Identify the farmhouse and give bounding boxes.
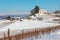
[39,9,47,15]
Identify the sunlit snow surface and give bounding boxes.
[23,30,60,40]
[0,20,60,39]
[0,21,60,31]
[23,34,60,40]
[23,29,60,40]
[36,34,60,40]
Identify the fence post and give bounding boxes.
[8,29,10,40]
[3,32,5,40]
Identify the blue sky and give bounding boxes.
[0,0,60,15]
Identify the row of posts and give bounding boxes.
[3,26,60,40]
[4,29,10,40]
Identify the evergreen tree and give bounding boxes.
[5,16,11,20]
[30,5,40,16]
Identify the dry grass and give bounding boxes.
[0,25,60,40]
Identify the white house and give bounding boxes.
[39,9,47,15]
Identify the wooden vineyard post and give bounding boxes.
[21,30,24,40]
[8,29,10,40]
[3,32,6,40]
[39,29,41,38]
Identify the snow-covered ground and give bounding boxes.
[0,20,14,28]
[36,34,60,40]
[0,20,60,38]
[30,14,60,23]
[23,34,60,40]
[23,29,60,40]
[0,15,60,39]
[0,20,12,23]
[0,21,60,32]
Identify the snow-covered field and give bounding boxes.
[0,16,60,40]
[23,29,60,40]
[23,34,60,40]
[0,20,14,28]
[0,20,60,31]
[0,20,60,38]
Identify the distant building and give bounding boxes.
[39,9,47,15]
